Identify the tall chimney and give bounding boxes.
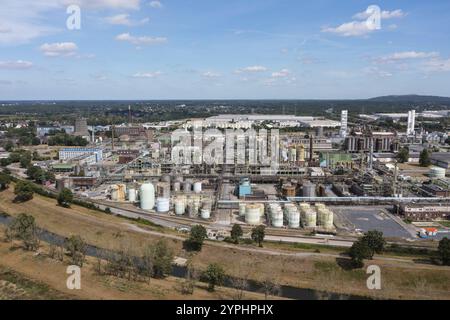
[309,135,314,163]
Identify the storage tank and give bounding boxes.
[127,187,137,202]
[173,181,181,192]
[238,203,246,217]
[183,181,192,193]
[245,204,261,225]
[140,182,155,210]
[302,182,316,197]
[200,208,211,219]
[156,197,170,213]
[429,167,446,179]
[117,184,126,201]
[318,207,334,229]
[110,185,119,201]
[271,209,284,228]
[302,206,317,228]
[193,181,202,193]
[174,198,185,215]
[287,209,300,228]
[162,175,171,183]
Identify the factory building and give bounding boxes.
[319,152,352,168]
[74,118,89,137]
[400,204,450,221]
[345,131,398,153]
[59,147,103,163]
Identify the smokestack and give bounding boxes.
[111,125,115,151]
[309,135,313,163]
[128,105,132,125]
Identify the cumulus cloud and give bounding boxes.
[0,1,142,45]
[104,14,149,26]
[39,42,78,57]
[0,60,33,69]
[132,71,162,78]
[323,7,405,37]
[149,1,163,8]
[234,65,267,74]
[116,33,167,45]
[363,66,393,78]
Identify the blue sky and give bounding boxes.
[0,0,450,100]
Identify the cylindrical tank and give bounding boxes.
[245,204,261,225]
[239,203,246,216]
[157,182,171,198]
[173,181,181,192]
[140,182,155,210]
[271,210,284,228]
[127,187,136,202]
[174,198,185,215]
[287,209,300,228]
[302,182,316,197]
[111,185,119,201]
[193,181,202,193]
[117,184,126,201]
[183,181,192,193]
[318,207,334,229]
[156,197,170,213]
[302,208,317,228]
[200,208,211,219]
[429,167,446,179]
[162,175,171,183]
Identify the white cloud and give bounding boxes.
[353,9,406,20]
[271,68,291,78]
[104,14,149,26]
[322,21,373,37]
[0,1,142,45]
[116,33,167,45]
[149,1,162,8]
[0,60,33,69]
[324,7,406,37]
[376,51,439,63]
[39,42,78,57]
[132,71,162,78]
[202,71,221,78]
[235,65,267,74]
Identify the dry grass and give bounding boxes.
[1,187,450,300]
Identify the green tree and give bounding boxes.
[230,224,243,244]
[419,149,431,167]
[186,225,207,251]
[0,172,11,190]
[438,237,450,266]
[58,188,74,208]
[361,230,386,259]
[14,180,35,202]
[396,147,409,163]
[4,141,14,152]
[348,239,371,268]
[150,240,174,278]
[5,213,40,251]
[204,263,225,292]
[251,225,266,247]
[65,235,86,267]
[19,153,32,168]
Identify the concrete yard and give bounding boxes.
[331,206,413,239]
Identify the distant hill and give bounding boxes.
[368,95,450,103]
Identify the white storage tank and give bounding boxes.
[173,182,181,192]
[110,185,119,201]
[429,166,446,179]
[318,208,334,229]
[174,198,185,215]
[140,182,155,210]
[183,181,192,193]
[239,203,246,217]
[303,208,317,228]
[127,187,137,203]
[271,210,284,228]
[200,208,211,219]
[193,181,202,193]
[156,197,170,213]
[245,204,261,225]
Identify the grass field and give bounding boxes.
[1,185,450,300]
